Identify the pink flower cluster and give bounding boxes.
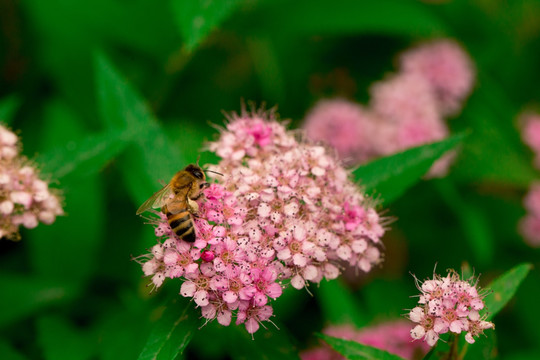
[300,321,430,360]
[409,269,494,346]
[519,182,540,247]
[519,113,540,247]
[303,99,376,163]
[399,39,475,116]
[303,39,474,177]
[0,124,63,241]
[520,112,540,168]
[139,108,386,334]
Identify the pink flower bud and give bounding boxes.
[201,250,215,262]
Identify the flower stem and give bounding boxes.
[444,334,461,360]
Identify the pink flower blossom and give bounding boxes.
[369,72,452,178]
[300,321,430,360]
[518,113,540,247]
[520,112,540,168]
[370,72,448,151]
[519,214,540,248]
[300,347,343,360]
[399,39,475,116]
[409,268,493,346]
[137,107,387,334]
[302,99,377,164]
[0,124,19,161]
[519,183,540,247]
[0,124,63,241]
[370,73,442,139]
[464,310,495,344]
[249,267,283,306]
[208,107,294,161]
[524,183,540,214]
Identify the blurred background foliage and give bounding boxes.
[1,0,540,359]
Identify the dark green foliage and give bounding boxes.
[1,0,540,359]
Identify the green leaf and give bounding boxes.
[37,128,134,181]
[0,95,20,125]
[0,275,78,328]
[255,0,448,38]
[27,100,105,284]
[483,263,532,321]
[0,339,27,360]
[462,330,497,360]
[421,346,436,360]
[37,315,95,360]
[420,334,451,360]
[95,53,186,205]
[226,321,300,360]
[23,0,178,120]
[95,52,155,131]
[353,133,466,204]
[316,280,366,328]
[138,298,199,360]
[318,334,406,360]
[171,0,241,52]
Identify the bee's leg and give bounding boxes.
[192,192,204,200]
[187,198,200,216]
[191,185,208,200]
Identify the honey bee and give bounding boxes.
[136,164,210,243]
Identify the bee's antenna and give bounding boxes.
[196,155,201,167]
[205,169,224,176]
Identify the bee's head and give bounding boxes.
[185,164,205,180]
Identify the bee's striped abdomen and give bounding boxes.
[166,209,196,243]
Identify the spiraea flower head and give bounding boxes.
[369,72,452,178]
[0,123,64,241]
[408,268,494,346]
[137,106,387,334]
[302,99,377,164]
[370,72,442,140]
[300,321,430,360]
[399,39,475,116]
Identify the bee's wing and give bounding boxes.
[136,184,174,215]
